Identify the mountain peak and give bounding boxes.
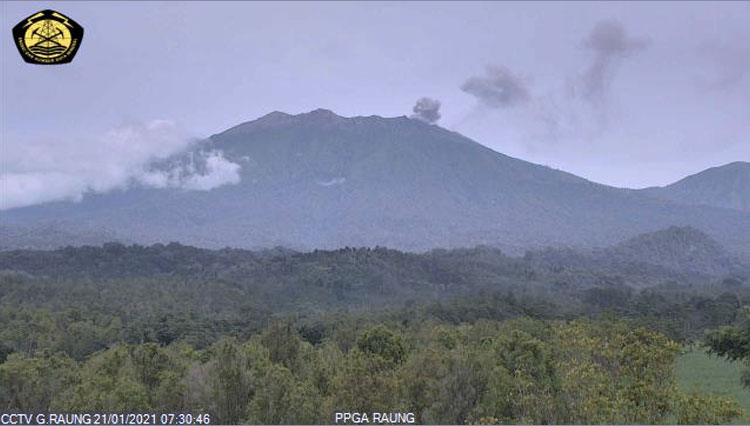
[262,111,292,120]
[301,108,342,118]
[216,108,351,136]
[295,108,349,125]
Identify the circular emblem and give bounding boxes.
[12,10,84,65]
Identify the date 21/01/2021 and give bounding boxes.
[0,413,211,425]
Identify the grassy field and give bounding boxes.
[676,347,750,425]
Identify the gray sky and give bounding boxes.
[1,1,749,208]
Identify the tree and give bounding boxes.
[675,392,742,425]
[0,352,78,412]
[423,347,489,424]
[202,338,268,424]
[705,307,750,363]
[484,328,560,423]
[355,325,406,366]
[260,320,302,371]
[705,306,750,387]
[326,350,403,419]
[53,346,150,412]
[246,364,322,424]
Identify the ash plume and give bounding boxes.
[410,97,442,123]
[461,65,530,108]
[580,20,649,101]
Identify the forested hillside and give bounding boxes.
[0,242,746,358]
[0,241,747,423]
[527,226,748,278]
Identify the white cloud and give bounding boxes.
[138,150,241,191]
[0,121,242,210]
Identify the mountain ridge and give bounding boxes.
[2,109,749,255]
[640,161,750,212]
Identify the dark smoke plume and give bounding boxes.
[461,65,530,108]
[581,20,648,101]
[411,97,442,123]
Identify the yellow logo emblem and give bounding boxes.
[12,9,84,65]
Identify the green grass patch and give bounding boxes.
[677,347,750,425]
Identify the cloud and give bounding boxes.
[410,97,442,123]
[0,121,242,210]
[461,65,531,108]
[579,20,649,101]
[139,150,241,191]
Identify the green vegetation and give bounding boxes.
[677,348,750,425]
[705,307,750,365]
[0,243,748,424]
[0,318,743,424]
[695,305,750,425]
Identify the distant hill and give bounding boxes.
[2,109,749,254]
[641,162,750,212]
[611,226,735,274]
[527,226,746,278]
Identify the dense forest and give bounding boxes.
[0,243,748,424]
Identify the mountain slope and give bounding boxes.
[641,162,750,212]
[2,109,749,254]
[0,222,125,251]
